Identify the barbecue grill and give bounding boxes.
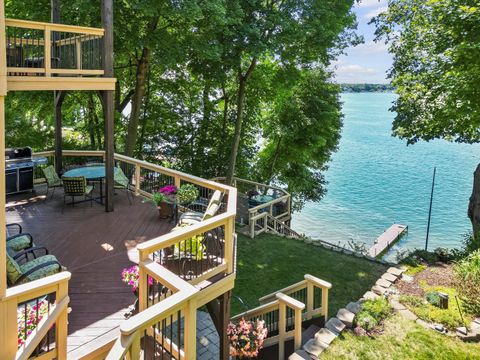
[5,147,47,195]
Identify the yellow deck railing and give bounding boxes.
[28,150,237,360]
[5,19,104,77]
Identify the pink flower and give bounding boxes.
[227,318,268,358]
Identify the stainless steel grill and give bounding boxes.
[5,147,34,195]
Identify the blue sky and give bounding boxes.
[333,0,392,84]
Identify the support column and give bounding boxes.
[218,291,232,360]
[102,0,114,212]
[52,0,64,174]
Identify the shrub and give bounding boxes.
[176,184,199,204]
[397,248,460,267]
[454,250,480,316]
[355,297,392,333]
[399,295,424,308]
[426,291,440,307]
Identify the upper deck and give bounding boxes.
[2,18,115,91]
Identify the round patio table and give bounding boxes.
[63,166,119,205]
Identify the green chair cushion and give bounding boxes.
[43,165,63,187]
[18,255,62,284]
[6,253,22,285]
[85,185,94,195]
[7,235,32,252]
[114,167,129,188]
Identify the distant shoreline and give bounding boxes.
[340,83,395,93]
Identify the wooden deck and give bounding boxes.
[367,224,408,258]
[6,185,173,356]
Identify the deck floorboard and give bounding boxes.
[6,185,172,355]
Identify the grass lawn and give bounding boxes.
[232,233,388,315]
[321,314,480,360]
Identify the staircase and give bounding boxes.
[230,274,332,360]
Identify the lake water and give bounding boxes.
[291,92,480,259]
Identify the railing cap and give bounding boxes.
[304,274,332,289]
[276,292,305,310]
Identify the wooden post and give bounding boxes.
[56,280,69,359]
[52,0,64,175]
[102,0,114,212]
[306,281,314,320]
[294,307,302,351]
[278,301,286,360]
[137,250,148,312]
[225,217,235,274]
[322,288,329,320]
[134,163,141,195]
[184,299,197,360]
[0,0,7,299]
[218,291,231,360]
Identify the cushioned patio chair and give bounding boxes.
[62,176,94,210]
[179,190,223,225]
[114,167,132,205]
[42,165,63,200]
[6,252,63,287]
[6,223,37,255]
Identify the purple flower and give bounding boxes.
[159,185,177,196]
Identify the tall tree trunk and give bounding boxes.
[226,59,257,185]
[192,81,212,175]
[87,94,96,148]
[125,48,150,157]
[124,17,159,157]
[468,164,480,242]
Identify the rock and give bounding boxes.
[289,350,313,360]
[314,328,338,346]
[387,267,404,276]
[456,326,468,335]
[402,274,414,282]
[435,324,445,333]
[390,298,406,311]
[337,308,355,328]
[371,285,387,295]
[325,317,346,334]
[346,301,362,314]
[303,338,327,357]
[382,272,398,283]
[362,291,380,301]
[376,278,392,288]
[471,320,480,335]
[398,309,417,321]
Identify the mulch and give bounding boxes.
[396,263,456,297]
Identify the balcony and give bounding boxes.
[4,19,115,91]
[5,151,236,359]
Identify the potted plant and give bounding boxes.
[227,318,268,359]
[176,184,199,205]
[121,265,154,316]
[149,191,169,218]
[158,185,177,218]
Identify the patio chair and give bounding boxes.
[179,190,223,225]
[6,251,63,287]
[62,176,94,210]
[6,223,37,254]
[114,167,132,205]
[42,165,63,200]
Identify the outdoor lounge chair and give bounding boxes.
[6,251,63,287]
[178,190,223,226]
[114,166,132,205]
[6,223,36,254]
[42,165,63,199]
[62,176,94,209]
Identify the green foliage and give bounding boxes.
[426,291,441,307]
[374,0,480,145]
[396,247,460,267]
[150,192,168,206]
[341,83,394,93]
[454,250,480,315]
[400,287,468,329]
[356,313,378,332]
[176,184,199,204]
[355,297,392,333]
[254,69,343,210]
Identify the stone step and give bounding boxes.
[302,325,321,346]
[314,327,338,346]
[289,349,314,360]
[376,278,392,288]
[387,267,404,276]
[337,308,355,328]
[381,272,398,283]
[325,317,346,334]
[346,301,362,314]
[303,338,327,357]
[371,284,387,295]
[362,290,380,300]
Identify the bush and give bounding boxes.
[454,249,480,316]
[355,297,392,333]
[426,291,440,307]
[397,248,460,267]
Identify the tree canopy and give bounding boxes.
[5,0,361,209]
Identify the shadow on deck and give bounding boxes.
[6,185,173,356]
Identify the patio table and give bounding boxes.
[63,166,119,205]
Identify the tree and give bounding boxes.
[374,0,480,246]
[255,69,343,210]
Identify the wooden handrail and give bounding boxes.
[5,18,104,36]
[5,271,71,302]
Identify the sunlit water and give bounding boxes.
[291,92,480,259]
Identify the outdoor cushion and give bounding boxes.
[43,165,63,187]
[7,234,32,252]
[114,167,129,188]
[204,201,221,220]
[85,185,94,194]
[18,255,63,284]
[6,252,22,285]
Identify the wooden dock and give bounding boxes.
[368,224,408,258]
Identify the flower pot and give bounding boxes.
[158,202,173,218]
